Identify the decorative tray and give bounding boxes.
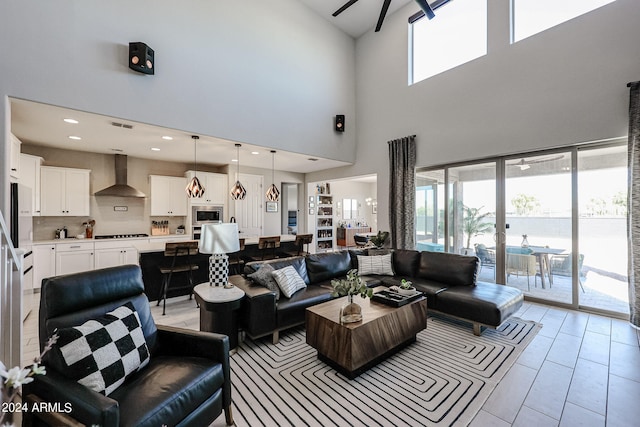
[371,289,423,307]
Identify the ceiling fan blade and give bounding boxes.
[415,0,435,19]
[332,0,360,17]
[409,0,453,24]
[375,0,393,32]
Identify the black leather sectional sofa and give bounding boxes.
[234,249,524,343]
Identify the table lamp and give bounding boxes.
[198,223,240,287]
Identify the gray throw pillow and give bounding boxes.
[248,263,281,300]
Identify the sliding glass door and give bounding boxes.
[577,145,629,314]
[415,142,629,316]
[447,163,497,283]
[504,152,572,304]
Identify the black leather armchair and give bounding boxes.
[24,265,233,427]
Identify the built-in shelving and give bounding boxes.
[315,191,334,252]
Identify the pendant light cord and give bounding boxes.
[192,135,199,173]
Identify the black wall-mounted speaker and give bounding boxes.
[129,42,154,75]
[335,114,345,132]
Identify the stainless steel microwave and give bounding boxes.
[192,205,223,226]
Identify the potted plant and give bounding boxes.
[389,279,417,295]
[331,269,373,323]
[462,205,493,256]
[369,230,389,249]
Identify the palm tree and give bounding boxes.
[463,205,494,251]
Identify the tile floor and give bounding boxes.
[477,267,630,315]
[22,294,640,427]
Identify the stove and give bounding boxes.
[94,233,149,239]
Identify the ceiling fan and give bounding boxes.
[332,0,453,33]
[508,155,565,171]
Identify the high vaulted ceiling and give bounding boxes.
[298,0,413,38]
[10,2,417,173]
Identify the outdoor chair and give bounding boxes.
[474,243,496,275]
[506,252,538,291]
[549,253,586,292]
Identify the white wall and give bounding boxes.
[225,165,305,236]
[309,0,640,234]
[0,0,356,177]
[329,180,377,231]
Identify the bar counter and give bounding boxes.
[137,235,297,301]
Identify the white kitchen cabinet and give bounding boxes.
[185,171,227,206]
[10,133,22,180]
[55,241,94,275]
[150,175,188,216]
[33,244,56,289]
[94,241,139,269]
[40,166,91,216]
[20,154,44,215]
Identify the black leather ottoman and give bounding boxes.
[434,281,524,335]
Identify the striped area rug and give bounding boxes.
[231,315,540,427]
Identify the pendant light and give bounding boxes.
[230,143,246,200]
[265,150,280,202]
[186,135,205,198]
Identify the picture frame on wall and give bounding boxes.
[372,204,377,214]
[266,202,278,212]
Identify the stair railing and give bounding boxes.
[0,210,22,368]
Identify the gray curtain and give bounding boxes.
[388,135,416,250]
[628,82,640,327]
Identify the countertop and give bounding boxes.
[136,234,297,253]
[33,234,189,245]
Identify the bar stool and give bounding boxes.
[278,233,313,258]
[249,236,281,261]
[228,238,246,275]
[157,241,199,315]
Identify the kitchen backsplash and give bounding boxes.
[31,188,189,240]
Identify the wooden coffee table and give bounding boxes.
[305,287,427,379]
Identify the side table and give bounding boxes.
[193,283,245,350]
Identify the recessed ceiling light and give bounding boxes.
[161,136,173,140]
[251,151,260,155]
[151,147,161,151]
[68,135,82,140]
[63,118,79,124]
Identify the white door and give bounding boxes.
[235,173,263,237]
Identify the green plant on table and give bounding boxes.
[369,230,389,248]
[399,279,414,290]
[331,269,373,299]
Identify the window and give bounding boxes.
[342,198,358,220]
[410,0,487,85]
[511,0,616,43]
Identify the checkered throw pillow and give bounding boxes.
[56,302,150,396]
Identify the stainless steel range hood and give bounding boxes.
[94,154,146,198]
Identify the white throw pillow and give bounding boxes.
[357,254,394,276]
[272,265,307,298]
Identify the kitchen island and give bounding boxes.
[136,234,298,302]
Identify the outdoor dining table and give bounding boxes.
[526,246,567,289]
